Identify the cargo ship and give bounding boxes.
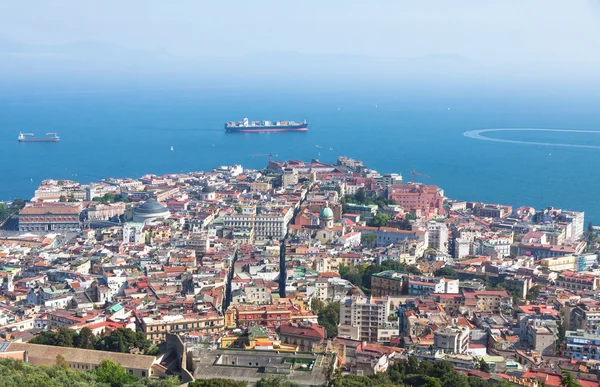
[225,117,308,133]
[18,132,60,142]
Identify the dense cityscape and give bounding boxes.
[0,156,598,386]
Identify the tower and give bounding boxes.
[3,274,14,293]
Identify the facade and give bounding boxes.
[539,255,577,272]
[6,342,158,378]
[360,227,427,248]
[408,275,459,295]
[565,330,600,360]
[18,203,82,231]
[86,202,126,220]
[434,326,470,354]
[279,323,326,352]
[427,221,449,252]
[138,312,225,344]
[339,295,391,343]
[387,183,445,218]
[223,207,293,239]
[556,271,600,291]
[371,271,405,297]
[282,168,299,188]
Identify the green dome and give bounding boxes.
[320,205,334,219]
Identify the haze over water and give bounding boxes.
[2,83,600,222]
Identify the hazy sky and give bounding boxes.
[1,1,600,81]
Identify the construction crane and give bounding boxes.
[410,169,430,183]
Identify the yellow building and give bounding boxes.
[539,255,576,272]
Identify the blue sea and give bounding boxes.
[1,82,600,222]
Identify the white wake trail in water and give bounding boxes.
[463,128,600,150]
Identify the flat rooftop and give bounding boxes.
[191,348,330,386]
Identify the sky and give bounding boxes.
[0,1,599,82]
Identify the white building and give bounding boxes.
[427,221,449,252]
[434,325,470,354]
[223,207,294,239]
[338,295,391,343]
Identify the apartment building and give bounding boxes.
[338,295,391,343]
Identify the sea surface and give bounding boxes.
[1,84,600,222]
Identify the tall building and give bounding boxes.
[338,295,391,343]
[430,221,448,252]
[434,325,470,354]
[282,168,299,188]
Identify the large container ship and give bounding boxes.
[225,117,308,133]
[18,132,60,142]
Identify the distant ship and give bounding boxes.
[18,132,60,142]
[225,117,308,133]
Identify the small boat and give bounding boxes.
[329,146,334,151]
[170,146,174,151]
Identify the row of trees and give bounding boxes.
[92,192,130,204]
[0,198,25,223]
[339,260,421,294]
[30,327,158,355]
[0,358,179,387]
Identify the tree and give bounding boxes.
[584,221,597,252]
[317,302,340,339]
[12,198,25,209]
[68,197,79,202]
[311,298,325,314]
[434,267,457,279]
[190,379,247,387]
[476,358,491,373]
[560,371,582,387]
[526,285,541,301]
[59,195,67,202]
[361,233,376,247]
[369,213,390,227]
[55,354,68,369]
[94,359,137,387]
[75,327,96,349]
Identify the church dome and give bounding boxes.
[320,204,334,219]
[132,199,170,223]
[135,199,167,214]
[203,185,216,193]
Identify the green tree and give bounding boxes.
[468,376,489,387]
[368,213,390,227]
[311,298,325,314]
[190,379,247,387]
[434,267,457,279]
[74,327,95,349]
[94,359,136,387]
[317,302,340,339]
[68,197,79,202]
[12,198,26,209]
[59,195,67,202]
[55,354,68,369]
[526,285,541,301]
[476,358,491,373]
[560,371,582,387]
[361,233,376,247]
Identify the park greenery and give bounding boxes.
[92,192,131,205]
[339,260,421,295]
[341,189,397,209]
[0,358,179,387]
[30,327,159,355]
[0,198,25,224]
